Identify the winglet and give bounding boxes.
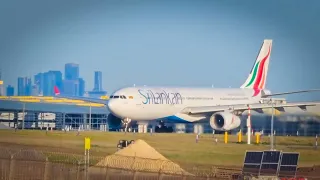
[241,39,273,90]
[54,86,60,96]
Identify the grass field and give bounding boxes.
[0,129,319,168]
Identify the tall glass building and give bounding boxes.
[42,71,62,96]
[65,63,79,80]
[17,77,32,96]
[93,71,102,91]
[6,85,14,96]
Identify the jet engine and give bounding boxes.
[209,112,241,131]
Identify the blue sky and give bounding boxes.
[0,0,319,101]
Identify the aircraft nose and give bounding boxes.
[107,100,115,114]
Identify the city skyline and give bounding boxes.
[2,62,106,96]
[0,0,319,101]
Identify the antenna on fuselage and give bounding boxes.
[133,84,136,87]
[212,84,214,88]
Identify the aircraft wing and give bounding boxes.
[262,89,320,98]
[181,101,320,115]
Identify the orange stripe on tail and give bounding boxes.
[259,69,266,89]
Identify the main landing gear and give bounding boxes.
[122,117,131,133]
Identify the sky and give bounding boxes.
[0,0,320,101]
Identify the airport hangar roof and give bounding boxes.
[0,96,109,114]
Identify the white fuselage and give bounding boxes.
[107,86,266,123]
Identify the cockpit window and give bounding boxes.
[110,95,127,99]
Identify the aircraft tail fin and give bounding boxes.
[241,39,273,90]
[54,86,60,96]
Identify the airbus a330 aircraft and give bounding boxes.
[55,39,320,131]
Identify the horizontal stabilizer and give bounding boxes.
[262,89,320,98]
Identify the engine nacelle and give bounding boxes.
[209,112,241,131]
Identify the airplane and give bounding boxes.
[55,39,320,132]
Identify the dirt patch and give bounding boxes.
[93,139,192,176]
[113,139,169,160]
[296,166,320,179]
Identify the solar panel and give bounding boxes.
[260,151,282,176]
[260,164,279,176]
[278,152,299,178]
[262,151,282,163]
[244,151,264,164]
[280,153,299,166]
[242,151,264,176]
[242,150,300,178]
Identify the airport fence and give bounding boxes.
[0,147,319,180]
[0,147,244,180]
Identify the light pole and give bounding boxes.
[247,104,251,145]
[89,103,92,131]
[270,98,275,150]
[22,103,25,130]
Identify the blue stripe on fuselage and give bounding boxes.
[159,115,190,123]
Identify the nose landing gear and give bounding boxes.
[122,118,132,133]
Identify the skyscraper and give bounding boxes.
[31,85,38,96]
[17,77,24,96]
[78,78,85,96]
[34,73,44,95]
[17,77,32,96]
[88,71,106,98]
[43,71,62,96]
[50,71,63,90]
[63,79,79,96]
[93,71,102,91]
[65,63,79,80]
[25,78,32,95]
[6,85,14,96]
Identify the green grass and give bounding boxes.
[0,129,319,169]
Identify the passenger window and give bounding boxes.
[113,96,119,99]
[123,96,127,99]
[110,95,114,98]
